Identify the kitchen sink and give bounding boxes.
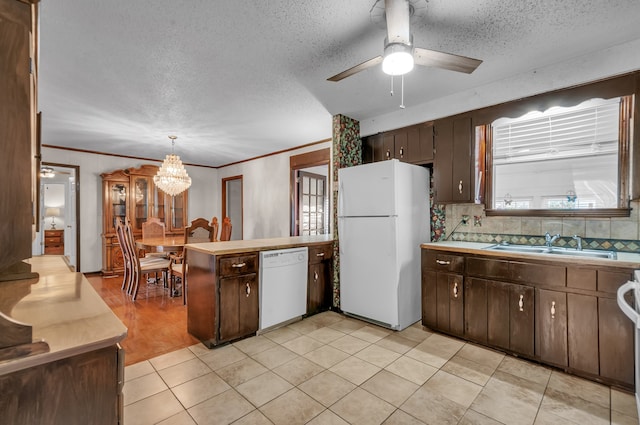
[485,243,617,260]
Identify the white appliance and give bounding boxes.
[617,271,640,418]
[259,247,308,330]
[338,159,430,330]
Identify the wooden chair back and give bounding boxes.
[184,218,216,243]
[220,217,232,241]
[211,217,220,242]
[115,219,132,292]
[142,218,165,239]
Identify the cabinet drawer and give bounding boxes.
[598,270,634,294]
[308,244,333,264]
[219,254,258,276]
[45,237,62,244]
[45,246,64,255]
[467,257,509,279]
[510,261,565,287]
[424,251,464,273]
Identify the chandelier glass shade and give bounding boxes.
[153,136,192,196]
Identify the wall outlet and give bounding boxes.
[461,215,469,225]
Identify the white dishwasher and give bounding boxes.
[259,247,308,330]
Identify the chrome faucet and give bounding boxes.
[544,232,561,247]
[572,235,583,250]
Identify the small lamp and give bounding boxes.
[45,207,61,230]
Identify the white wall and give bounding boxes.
[218,142,333,240]
[360,38,640,137]
[41,147,218,272]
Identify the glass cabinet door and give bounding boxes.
[152,186,166,223]
[109,182,128,230]
[169,191,187,232]
[133,177,150,231]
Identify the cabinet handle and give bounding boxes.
[316,252,325,257]
[314,271,318,281]
[518,294,524,312]
[435,259,451,265]
[453,282,459,298]
[458,180,463,194]
[385,149,391,159]
[399,147,404,157]
[232,262,246,268]
[246,282,251,297]
[551,301,556,319]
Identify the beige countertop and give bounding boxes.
[421,241,640,268]
[0,258,127,375]
[185,234,334,256]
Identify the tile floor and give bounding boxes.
[123,311,639,425]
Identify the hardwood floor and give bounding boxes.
[87,273,199,366]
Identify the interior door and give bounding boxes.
[298,171,327,236]
[222,176,243,240]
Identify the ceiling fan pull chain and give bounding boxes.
[400,74,406,109]
[390,75,394,96]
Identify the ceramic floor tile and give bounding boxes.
[231,409,274,425]
[307,326,347,344]
[305,344,351,369]
[199,344,247,371]
[171,372,231,409]
[382,409,426,424]
[384,355,438,385]
[299,370,357,407]
[441,354,496,386]
[235,370,294,407]
[533,409,580,424]
[124,372,169,405]
[232,335,278,356]
[351,325,392,343]
[538,387,610,425]
[360,370,419,407]
[260,388,325,425]
[400,386,467,425]
[307,311,345,327]
[612,410,640,425]
[126,360,155,381]
[216,357,268,387]
[459,409,505,425]
[273,356,325,386]
[354,344,402,368]
[188,342,213,358]
[405,334,464,368]
[422,370,483,408]
[329,318,367,334]
[397,325,432,343]
[124,389,185,425]
[187,389,254,425]
[330,387,395,425]
[261,326,301,344]
[158,357,213,388]
[283,335,326,355]
[252,345,299,369]
[306,409,350,425]
[150,348,197,371]
[375,333,420,354]
[330,356,381,385]
[546,370,610,409]
[497,355,551,387]
[456,343,505,369]
[612,388,639,419]
[286,319,324,334]
[156,410,197,425]
[329,334,371,355]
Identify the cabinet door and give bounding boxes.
[599,296,634,386]
[510,284,534,357]
[219,274,258,342]
[107,182,129,231]
[536,288,568,367]
[307,262,325,314]
[451,117,473,202]
[238,274,259,337]
[131,176,152,232]
[405,124,434,164]
[567,293,599,376]
[168,191,187,232]
[362,134,382,164]
[487,280,510,351]
[436,273,464,336]
[394,131,408,161]
[433,118,454,202]
[422,270,437,329]
[464,278,487,344]
[382,133,395,160]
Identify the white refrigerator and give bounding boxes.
[338,159,430,330]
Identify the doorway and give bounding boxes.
[222,175,243,240]
[35,163,80,271]
[290,148,330,236]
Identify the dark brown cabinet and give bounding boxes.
[422,247,635,390]
[307,243,333,315]
[433,116,474,203]
[362,123,434,165]
[219,274,259,343]
[44,229,64,255]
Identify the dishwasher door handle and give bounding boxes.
[617,281,640,327]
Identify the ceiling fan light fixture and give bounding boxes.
[382,43,414,76]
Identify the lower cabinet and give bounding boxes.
[219,274,259,343]
[422,248,635,390]
[307,243,333,315]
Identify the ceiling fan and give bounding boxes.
[327,0,482,82]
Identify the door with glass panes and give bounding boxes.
[298,171,327,235]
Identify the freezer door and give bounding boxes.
[339,216,399,327]
[338,160,397,217]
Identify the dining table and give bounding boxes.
[135,236,187,253]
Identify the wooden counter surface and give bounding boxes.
[185,234,334,256]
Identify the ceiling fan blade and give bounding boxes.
[385,0,411,44]
[327,56,383,82]
[414,47,482,74]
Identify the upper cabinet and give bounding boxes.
[433,116,475,203]
[101,164,188,275]
[362,123,434,165]
[0,0,39,276]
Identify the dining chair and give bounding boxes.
[170,217,217,304]
[124,218,171,301]
[115,219,134,293]
[141,217,168,259]
[211,217,220,242]
[220,217,232,241]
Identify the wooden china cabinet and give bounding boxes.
[101,164,188,275]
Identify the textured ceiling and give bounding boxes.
[38,0,640,167]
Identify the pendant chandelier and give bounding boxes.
[153,135,192,196]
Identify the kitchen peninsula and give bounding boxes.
[185,235,334,348]
[421,241,639,391]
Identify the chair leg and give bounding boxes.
[182,276,187,305]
